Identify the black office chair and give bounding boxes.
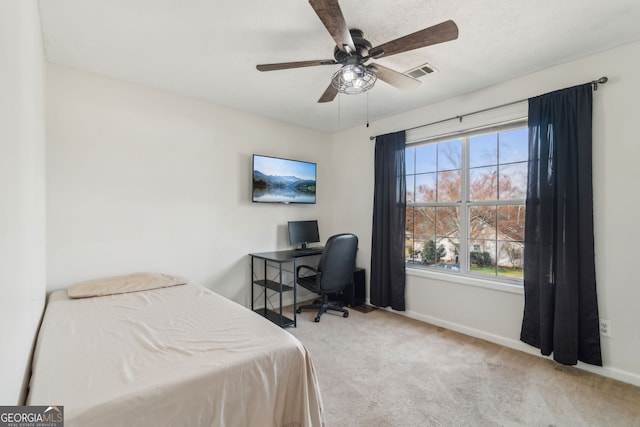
[296,233,358,322]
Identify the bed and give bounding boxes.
[27,273,324,427]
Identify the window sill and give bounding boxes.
[406,266,524,295]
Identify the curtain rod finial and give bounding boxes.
[592,76,608,90]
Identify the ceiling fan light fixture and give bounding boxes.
[331,64,376,95]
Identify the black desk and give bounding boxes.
[249,248,323,327]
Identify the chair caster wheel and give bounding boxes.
[314,317,321,322]
[343,312,349,318]
[296,308,302,314]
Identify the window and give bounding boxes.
[405,122,527,281]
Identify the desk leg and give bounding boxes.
[251,256,254,311]
[293,259,297,327]
[279,263,284,325]
[263,259,267,313]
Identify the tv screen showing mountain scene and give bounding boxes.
[252,154,317,204]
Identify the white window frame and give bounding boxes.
[405,118,528,287]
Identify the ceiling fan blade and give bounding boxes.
[371,20,459,59]
[309,0,356,53]
[370,64,421,90]
[318,83,338,103]
[257,59,337,72]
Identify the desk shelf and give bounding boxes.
[253,308,295,328]
[252,279,294,293]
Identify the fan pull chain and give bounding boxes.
[366,92,370,128]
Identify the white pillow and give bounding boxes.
[66,272,188,298]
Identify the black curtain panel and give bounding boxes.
[520,83,602,366]
[370,130,406,311]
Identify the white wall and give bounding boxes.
[46,64,333,306]
[332,41,640,386]
[0,0,47,404]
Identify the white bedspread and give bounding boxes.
[27,283,324,427]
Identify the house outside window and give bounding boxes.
[405,121,527,281]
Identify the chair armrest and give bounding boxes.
[296,265,319,276]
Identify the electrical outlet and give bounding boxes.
[600,319,612,337]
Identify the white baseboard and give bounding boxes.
[394,308,640,388]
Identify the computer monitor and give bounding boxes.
[288,220,320,249]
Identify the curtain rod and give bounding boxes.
[369,76,608,141]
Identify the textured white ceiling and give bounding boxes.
[38,0,640,132]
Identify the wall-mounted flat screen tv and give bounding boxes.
[252,154,317,204]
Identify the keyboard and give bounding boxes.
[295,246,324,255]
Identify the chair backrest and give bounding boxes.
[317,233,358,293]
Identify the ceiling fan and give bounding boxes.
[256,0,459,103]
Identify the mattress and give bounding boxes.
[27,283,323,427]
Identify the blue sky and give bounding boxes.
[254,155,316,180]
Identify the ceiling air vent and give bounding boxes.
[405,63,438,79]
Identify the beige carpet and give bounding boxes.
[286,304,640,427]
